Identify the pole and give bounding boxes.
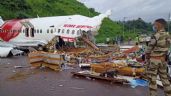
[168,13,170,33]
[123,17,127,37]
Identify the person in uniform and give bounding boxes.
[146,18,171,96]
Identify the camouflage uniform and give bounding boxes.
[146,30,171,96]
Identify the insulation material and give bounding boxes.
[28,51,44,63]
[117,67,145,76]
[123,46,140,54]
[28,52,63,71]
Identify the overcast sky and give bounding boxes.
[79,0,171,22]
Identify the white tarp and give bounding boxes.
[0,47,13,57]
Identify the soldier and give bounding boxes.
[146,18,171,96]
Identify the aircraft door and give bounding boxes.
[25,28,29,37]
[30,28,34,37]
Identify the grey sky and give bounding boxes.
[79,0,171,22]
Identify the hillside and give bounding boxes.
[0,0,137,43]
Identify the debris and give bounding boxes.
[62,64,74,70]
[129,79,148,88]
[71,71,128,84]
[12,70,16,73]
[59,85,63,87]
[14,66,24,68]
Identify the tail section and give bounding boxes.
[90,10,112,27]
[92,10,112,20]
[0,16,4,26]
[105,10,112,17]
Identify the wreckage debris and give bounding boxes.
[27,44,150,88]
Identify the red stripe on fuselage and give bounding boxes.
[0,19,23,41]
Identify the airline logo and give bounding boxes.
[63,24,93,29]
[0,19,22,41]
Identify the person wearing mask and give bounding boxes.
[145,18,171,96]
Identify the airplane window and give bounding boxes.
[77,30,80,35]
[47,29,49,33]
[72,30,75,34]
[23,29,25,33]
[58,29,61,33]
[62,29,64,33]
[18,30,21,33]
[37,29,39,33]
[40,29,42,33]
[34,29,36,33]
[67,29,70,34]
[51,29,53,33]
[13,30,16,33]
[0,29,1,32]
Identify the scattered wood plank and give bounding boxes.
[71,72,129,84]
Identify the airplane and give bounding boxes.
[0,10,112,51]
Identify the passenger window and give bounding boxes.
[47,29,49,33]
[77,30,80,35]
[40,29,42,33]
[13,30,16,33]
[62,29,65,33]
[67,29,70,34]
[0,29,1,32]
[58,29,61,33]
[51,29,53,33]
[34,29,36,33]
[72,30,75,34]
[37,29,39,33]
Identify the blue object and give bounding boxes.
[129,79,148,88]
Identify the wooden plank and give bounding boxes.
[71,72,128,84]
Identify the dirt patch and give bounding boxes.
[7,69,40,81]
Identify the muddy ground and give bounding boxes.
[0,56,165,96]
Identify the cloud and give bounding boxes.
[79,0,171,22]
